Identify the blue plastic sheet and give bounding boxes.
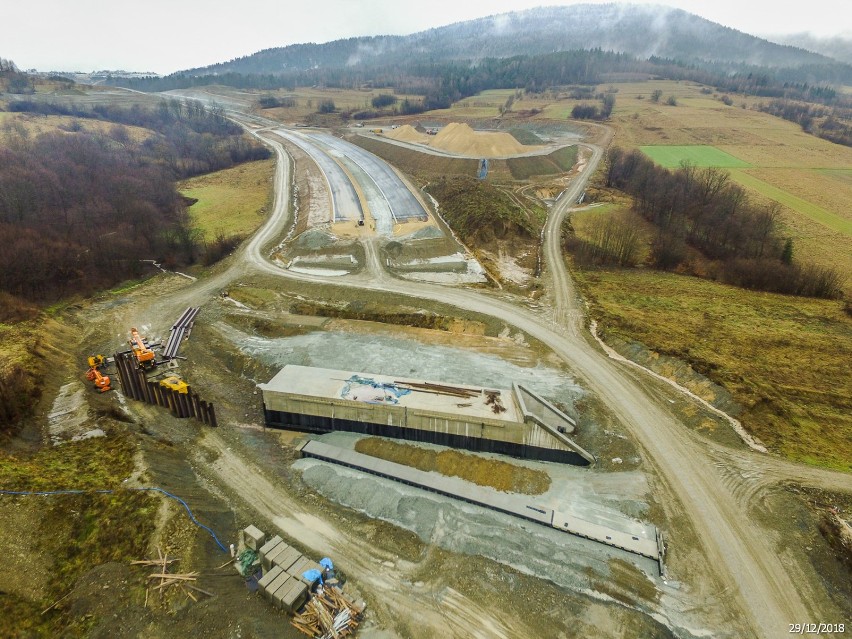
[303,568,323,584]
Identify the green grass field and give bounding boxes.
[730,171,852,236]
[508,128,545,145]
[817,168,852,186]
[640,145,752,168]
[180,159,274,239]
[573,267,852,470]
[506,146,578,179]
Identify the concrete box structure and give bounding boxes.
[263,570,294,604]
[258,565,284,592]
[272,546,302,572]
[286,556,324,586]
[271,575,308,612]
[259,365,594,466]
[261,540,287,572]
[259,535,283,557]
[242,525,266,551]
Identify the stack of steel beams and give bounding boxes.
[162,306,200,360]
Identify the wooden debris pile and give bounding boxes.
[291,585,365,639]
[132,547,214,606]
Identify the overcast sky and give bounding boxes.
[6,0,850,74]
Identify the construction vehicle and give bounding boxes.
[85,357,111,393]
[129,327,156,369]
[159,375,188,394]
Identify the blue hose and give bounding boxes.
[0,487,228,553]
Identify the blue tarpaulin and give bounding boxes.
[303,569,323,584]
[319,557,334,571]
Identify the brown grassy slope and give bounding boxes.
[0,432,156,636]
[348,134,479,177]
[573,267,852,470]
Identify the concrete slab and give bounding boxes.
[286,556,324,586]
[258,535,283,558]
[263,570,294,602]
[261,364,520,422]
[261,540,287,571]
[271,575,308,611]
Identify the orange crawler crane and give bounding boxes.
[85,355,111,392]
[130,327,156,369]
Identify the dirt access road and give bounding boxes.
[234,124,839,638]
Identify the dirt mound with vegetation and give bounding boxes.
[426,176,536,245]
[354,437,551,494]
[431,123,543,157]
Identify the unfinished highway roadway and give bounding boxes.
[136,90,838,637]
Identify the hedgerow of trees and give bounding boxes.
[589,148,843,298]
[756,98,852,147]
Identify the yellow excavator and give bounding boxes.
[85,354,111,392]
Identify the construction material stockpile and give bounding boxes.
[163,306,199,359]
[131,547,213,605]
[385,122,542,157]
[239,525,365,638]
[394,380,506,414]
[112,307,216,425]
[292,587,364,639]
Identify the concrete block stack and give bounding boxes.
[245,526,311,613]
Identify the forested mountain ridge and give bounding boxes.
[184,4,843,77]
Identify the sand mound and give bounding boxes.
[386,124,431,145]
[430,123,541,157]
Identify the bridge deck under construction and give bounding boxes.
[261,365,595,466]
[297,439,665,574]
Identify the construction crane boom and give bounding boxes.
[130,327,156,369]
